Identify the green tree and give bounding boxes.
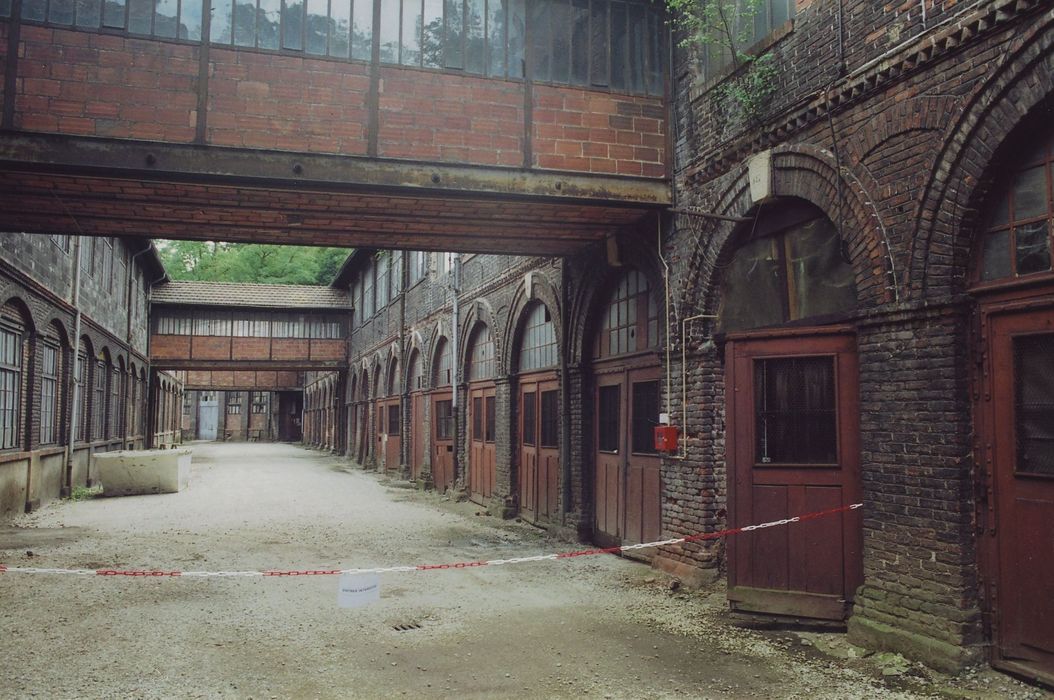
[157,241,353,286]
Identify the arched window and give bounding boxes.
[110,358,123,438]
[518,303,557,372]
[39,324,64,446]
[718,200,857,333]
[468,324,496,381]
[594,269,659,359]
[433,338,452,387]
[0,303,27,450]
[408,350,425,391]
[92,353,107,441]
[387,358,401,396]
[977,134,1053,282]
[76,338,91,443]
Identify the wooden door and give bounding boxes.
[593,366,662,548]
[468,384,496,505]
[383,399,401,472]
[984,305,1054,682]
[519,376,560,523]
[431,391,454,493]
[726,329,863,621]
[410,392,425,481]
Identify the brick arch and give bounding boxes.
[912,16,1054,297]
[385,347,401,396]
[42,316,72,348]
[501,272,563,376]
[458,298,498,376]
[681,143,895,318]
[844,96,962,166]
[0,294,37,334]
[403,329,426,390]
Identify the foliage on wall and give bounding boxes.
[157,241,352,285]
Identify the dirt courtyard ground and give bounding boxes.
[0,442,1050,699]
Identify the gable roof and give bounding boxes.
[151,280,350,309]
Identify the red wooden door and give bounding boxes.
[383,399,401,472]
[726,328,863,621]
[519,376,560,523]
[984,305,1054,682]
[593,366,662,548]
[431,391,454,493]
[468,383,496,505]
[410,392,425,481]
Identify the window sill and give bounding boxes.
[688,19,795,103]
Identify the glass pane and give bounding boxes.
[49,0,75,23]
[646,9,662,95]
[422,0,444,67]
[785,216,858,321]
[330,0,351,57]
[540,390,558,447]
[588,0,608,86]
[351,0,373,60]
[154,0,178,36]
[180,0,203,39]
[631,381,658,454]
[305,0,328,54]
[569,0,588,86]
[127,0,151,31]
[485,396,495,442]
[213,0,233,42]
[402,0,423,65]
[487,0,506,76]
[379,0,400,62]
[1013,166,1048,221]
[522,391,536,446]
[982,229,1012,281]
[75,0,101,27]
[718,236,785,332]
[549,0,570,83]
[472,396,483,439]
[598,384,619,452]
[1015,221,1051,275]
[527,0,549,81]
[282,0,303,50]
[626,4,644,93]
[754,357,837,464]
[388,405,400,435]
[444,0,463,68]
[986,187,1011,228]
[609,2,626,90]
[507,0,525,78]
[1015,333,1054,474]
[465,0,485,74]
[24,0,46,22]
[234,0,257,45]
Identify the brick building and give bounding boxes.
[0,0,1052,684]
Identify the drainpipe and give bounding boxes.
[63,236,84,497]
[126,243,154,447]
[449,254,461,482]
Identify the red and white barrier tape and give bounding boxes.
[0,503,861,579]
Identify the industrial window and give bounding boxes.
[434,339,452,386]
[387,360,401,395]
[754,357,837,465]
[130,373,140,434]
[409,351,425,390]
[252,391,268,413]
[227,393,242,414]
[539,389,557,448]
[376,254,390,310]
[522,391,536,446]
[718,201,857,333]
[76,346,89,442]
[469,324,496,381]
[485,395,495,442]
[595,269,658,359]
[183,392,193,415]
[110,364,122,438]
[156,311,193,335]
[439,252,456,276]
[435,399,453,439]
[597,384,619,452]
[409,251,428,285]
[630,380,658,454]
[52,235,71,254]
[701,0,794,79]
[40,341,60,445]
[232,312,272,337]
[103,238,114,294]
[21,0,203,40]
[193,313,233,336]
[519,303,557,372]
[0,314,23,450]
[272,315,305,338]
[978,132,1053,282]
[472,396,483,440]
[388,403,400,435]
[1015,333,1054,475]
[92,360,106,441]
[363,262,375,318]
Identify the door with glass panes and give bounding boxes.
[594,366,662,549]
[725,328,863,621]
[519,376,560,524]
[468,384,496,505]
[431,392,454,493]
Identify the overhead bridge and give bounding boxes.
[0,4,672,256]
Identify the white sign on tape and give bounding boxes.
[338,573,381,608]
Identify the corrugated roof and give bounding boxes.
[151,281,350,309]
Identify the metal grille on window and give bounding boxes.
[110,365,121,438]
[754,357,837,465]
[1015,333,1054,474]
[0,321,22,450]
[77,351,88,442]
[227,393,242,414]
[93,360,105,440]
[40,342,59,445]
[597,384,619,452]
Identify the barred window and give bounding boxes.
[468,324,496,381]
[76,346,89,442]
[92,360,106,441]
[110,364,122,438]
[252,391,269,413]
[227,392,242,414]
[0,315,23,450]
[518,303,557,372]
[40,341,60,445]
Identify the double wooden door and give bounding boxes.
[725,328,862,621]
[980,301,1054,683]
[377,398,401,472]
[468,383,496,505]
[410,392,426,481]
[519,375,559,523]
[593,365,662,548]
[431,391,454,493]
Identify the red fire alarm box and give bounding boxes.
[654,425,679,453]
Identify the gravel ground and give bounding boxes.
[0,442,1050,700]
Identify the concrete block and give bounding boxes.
[94,449,192,497]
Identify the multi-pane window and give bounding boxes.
[435,398,453,439]
[630,380,658,454]
[434,339,452,386]
[20,0,204,41]
[597,384,619,452]
[376,254,390,310]
[519,303,557,371]
[391,252,403,297]
[363,261,375,318]
[40,341,60,445]
[131,373,140,434]
[409,251,428,284]
[409,351,426,390]
[522,391,536,445]
[227,392,242,414]
[439,252,456,276]
[539,389,557,448]
[110,364,122,438]
[979,133,1054,282]
[193,314,233,336]
[702,0,794,79]
[232,312,272,337]
[718,203,857,333]
[352,279,363,327]
[595,269,658,359]
[52,235,71,253]
[472,396,483,439]
[469,324,496,381]
[0,315,23,450]
[211,0,371,56]
[387,361,401,395]
[754,357,837,464]
[76,347,89,442]
[92,360,106,440]
[156,312,193,335]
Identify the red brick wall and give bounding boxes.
[16,27,198,140]
[377,68,524,166]
[231,337,271,360]
[532,86,665,177]
[276,371,300,386]
[151,335,192,360]
[190,336,231,360]
[207,49,369,154]
[271,339,309,360]
[309,339,346,361]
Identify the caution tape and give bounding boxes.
[0,503,861,579]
